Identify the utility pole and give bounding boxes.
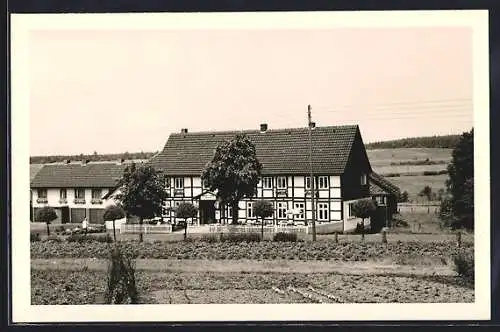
[308,104,317,241]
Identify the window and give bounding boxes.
[247,202,254,218]
[228,207,233,218]
[91,189,102,199]
[361,173,367,185]
[375,196,386,205]
[277,177,287,189]
[165,178,170,188]
[317,203,329,221]
[305,177,318,189]
[75,189,85,199]
[202,179,209,189]
[37,189,48,203]
[74,188,85,204]
[175,178,184,189]
[59,189,67,199]
[294,202,305,219]
[277,202,287,219]
[348,203,355,218]
[318,176,328,189]
[262,177,272,189]
[37,189,47,199]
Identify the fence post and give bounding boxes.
[334,232,338,243]
[382,229,387,244]
[456,231,462,248]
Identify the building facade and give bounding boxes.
[151,124,385,231]
[30,161,127,224]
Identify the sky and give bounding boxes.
[29,26,473,156]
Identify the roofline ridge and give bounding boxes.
[168,124,360,137]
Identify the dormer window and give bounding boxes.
[361,173,367,185]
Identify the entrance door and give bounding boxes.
[61,207,70,224]
[199,200,216,224]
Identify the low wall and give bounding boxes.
[343,217,370,233]
[308,222,343,234]
[105,218,126,230]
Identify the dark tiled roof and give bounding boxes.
[30,163,127,188]
[369,172,401,196]
[150,125,362,176]
[30,164,44,182]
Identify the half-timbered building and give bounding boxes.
[150,124,395,231]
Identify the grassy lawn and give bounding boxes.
[389,174,448,203]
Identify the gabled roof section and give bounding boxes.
[30,163,127,188]
[369,172,401,196]
[150,125,361,176]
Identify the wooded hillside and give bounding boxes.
[365,135,461,149]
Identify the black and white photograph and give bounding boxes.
[10,10,490,322]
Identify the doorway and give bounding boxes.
[199,200,216,224]
[61,206,70,224]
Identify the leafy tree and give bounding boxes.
[253,200,274,240]
[175,202,198,240]
[398,191,409,203]
[419,185,433,202]
[35,206,58,236]
[440,129,474,230]
[116,163,168,242]
[201,134,263,224]
[352,199,377,237]
[103,204,126,242]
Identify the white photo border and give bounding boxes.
[11,10,490,322]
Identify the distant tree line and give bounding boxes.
[366,135,461,149]
[30,151,158,164]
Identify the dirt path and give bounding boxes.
[31,258,456,276]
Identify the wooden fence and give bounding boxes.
[120,224,173,234]
[208,225,308,234]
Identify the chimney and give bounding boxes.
[260,123,268,133]
[181,128,188,134]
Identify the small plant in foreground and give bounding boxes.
[453,252,474,284]
[104,245,139,304]
[273,232,297,242]
[30,233,41,242]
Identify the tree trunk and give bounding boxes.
[139,217,143,242]
[261,217,264,241]
[46,222,50,236]
[112,219,117,242]
[184,219,188,240]
[232,201,239,225]
[361,218,365,241]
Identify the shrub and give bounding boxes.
[453,252,474,283]
[385,173,401,177]
[104,245,139,304]
[201,234,220,243]
[45,235,62,242]
[220,232,261,243]
[273,232,298,242]
[67,233,113,244]
[30,233,41,242]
